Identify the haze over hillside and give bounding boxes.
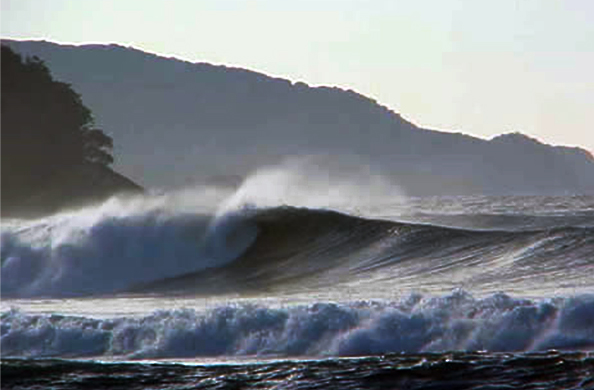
[4,39,594,196]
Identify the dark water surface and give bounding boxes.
[3,351,594,390]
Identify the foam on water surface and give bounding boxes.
[2,292,594,359]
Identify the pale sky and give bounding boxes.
[2,0,593,152]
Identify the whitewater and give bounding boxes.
[2,164,594,389]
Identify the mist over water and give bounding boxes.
[217,156,407,216]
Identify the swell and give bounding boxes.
[135,207,594,296]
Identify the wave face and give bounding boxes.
[143,206,593,297]
[2,201,594,298]
[2,292,594,358]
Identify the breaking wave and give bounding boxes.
[2,203,594,298]
[0,199,258,297]
[2,292,594,358]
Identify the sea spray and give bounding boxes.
[218,156,407,217]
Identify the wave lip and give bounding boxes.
[2,292,594,359]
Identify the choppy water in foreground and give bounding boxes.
[3,352,594,390]
[2,191,594,388]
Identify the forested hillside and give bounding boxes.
[1,45,142,217]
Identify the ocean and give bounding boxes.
[2,177,594,389]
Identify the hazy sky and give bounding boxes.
[2,0,593,152]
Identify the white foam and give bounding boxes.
[1,191,257,298]
[2,292,593,358]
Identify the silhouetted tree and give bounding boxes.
[1,45,114,207]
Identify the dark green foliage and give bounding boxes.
[1,45,114,209]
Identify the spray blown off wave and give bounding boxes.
[2,292,594,358]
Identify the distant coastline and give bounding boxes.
[3,38,594,202]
